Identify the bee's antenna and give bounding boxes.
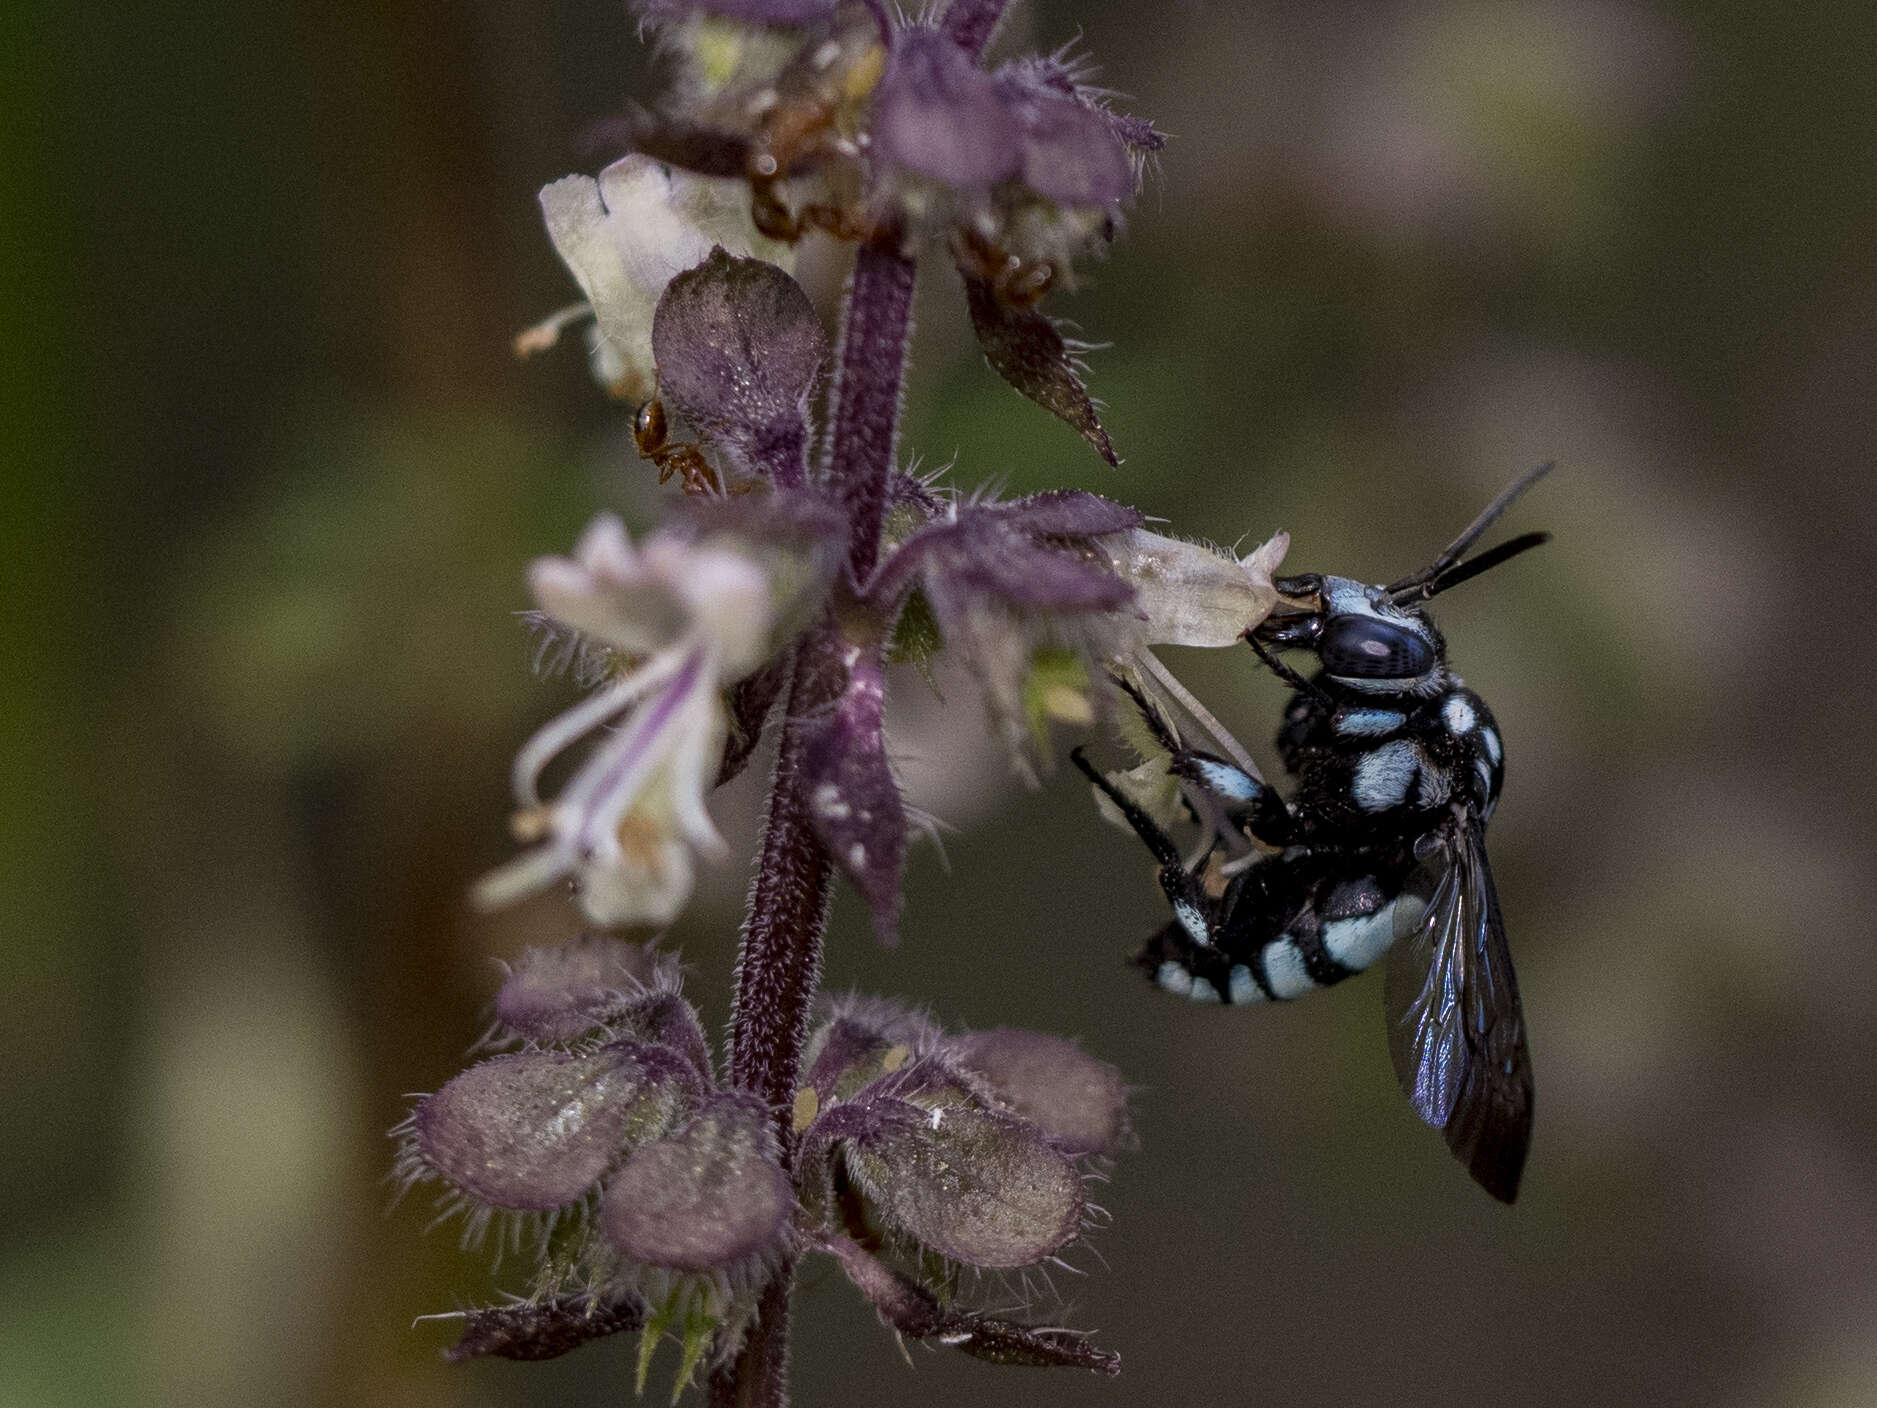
[1413,530,1551,601]
[1385,462,1554,603]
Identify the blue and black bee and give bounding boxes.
[1075,466,1551,1202]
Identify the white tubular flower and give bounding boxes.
[1102,528,1291,649]
[1085,528,1293,839]
[525,155,793,402]
[473,514,778,927]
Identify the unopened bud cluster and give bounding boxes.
[398,939,1128,1384]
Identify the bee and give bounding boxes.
[1074,465,1552,1201]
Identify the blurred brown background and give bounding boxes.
[8,0,1877,1404]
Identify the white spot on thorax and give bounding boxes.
[1442,695,1476,733]
[1353,740,1419,811]
[1481,727,1503,766]
[846,843,867,871]
[1261,938,1315,999]
[1228,965,1263,1003]
[1335,708,1405,737]
[1187,976,1221,1003]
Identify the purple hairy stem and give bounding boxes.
[824,234,917,582]
[711,639,833,1408]
[724,640,837,1131]
[717,219,921,1406]
[940,0,1010,61]
[707,1273,795,1408]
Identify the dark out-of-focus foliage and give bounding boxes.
[7,0,1877,1404]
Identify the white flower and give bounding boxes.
[473,515,778,927]
[521,155,793,402]
[1085,528,1292,842]
[1101,528,1290,649]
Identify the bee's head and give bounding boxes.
[1249,463,1555,696]
[1254,575,1448,695]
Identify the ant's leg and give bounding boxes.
[1071,747,1219,951]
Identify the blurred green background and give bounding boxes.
[8,0,1877,1404]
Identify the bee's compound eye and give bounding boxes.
[1319,615,1434,680]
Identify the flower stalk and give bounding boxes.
[716,213,921,1408]
[410,0,1203,1397]
[824,234,917,583]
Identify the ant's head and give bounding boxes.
[1249,464,1554,697]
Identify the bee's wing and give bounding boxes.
[1384,810,1533,1202]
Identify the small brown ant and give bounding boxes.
[633,382,721,495]
[749,176,870,245]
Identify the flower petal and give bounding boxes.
[1100,528,1286,648]
[539,157,790,402]
[873,28,1022,188]
[998,77,1134,207]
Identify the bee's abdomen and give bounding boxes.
[1138,871,1422,1005]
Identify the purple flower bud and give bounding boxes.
[651,248,827,482]
[495,936,671,1044]
[872,28,1022,188]
[947,1028,1129,1157]
[619,989,716,1084]
[871,498,1136,618]
[840,1090,1085,1269]
[827,992,941,1047]
[799,648,905,943]
[441,1294,644,1363]
[413,1044,698,1211]
[945,529,1135,614]
[802,997,936,1100]
[989,488,1143,539]
[960,274,1117,464]
[600,1091,791,1273]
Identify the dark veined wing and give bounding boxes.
[1384,807,1533,1203]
